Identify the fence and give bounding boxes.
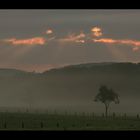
[0,112,140,130]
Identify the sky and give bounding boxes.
[1,10,140,72]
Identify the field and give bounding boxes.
[0,112,140,130]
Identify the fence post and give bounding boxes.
[26,109,29,113]
[56,122,59,128]
[72,124,75,127]
[137,114,139,119]
[124,113,127,119]
[86,123,89,127]
[82,112,85,117]
[54,110,57,115]
[4,121,7,129]
[113,112,116,118]
[102,113,104,118]
[92,112,94,119]
[21,121,24,129]
[41,121,43,128]
[65,111,67,116]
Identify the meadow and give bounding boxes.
[0,111,140,130]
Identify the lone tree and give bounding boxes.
[94,85,119,117]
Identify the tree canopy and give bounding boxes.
[94,85,119,117]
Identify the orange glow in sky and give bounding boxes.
[93,38,140,51]
[4,37,46,46]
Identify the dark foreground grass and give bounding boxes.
[0,112,140,130]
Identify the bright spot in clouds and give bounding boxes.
[46,29,53,35]
[91,27,103,37]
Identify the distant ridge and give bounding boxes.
[0,68,31,77]
[43,62,140,74]
[0,62,139,75]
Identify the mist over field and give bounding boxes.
[1,10,140,117]
[0,62,139,114]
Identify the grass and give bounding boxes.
[0,112,140,130]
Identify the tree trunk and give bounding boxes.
[105,105,108,117]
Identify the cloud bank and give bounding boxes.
[0,27,140,52]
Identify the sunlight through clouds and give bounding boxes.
[93,38,140,51]
[0,26,140,53]
[4,37,46,46]
[58,32,86,44]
